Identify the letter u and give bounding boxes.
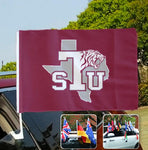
[86,72,104,90]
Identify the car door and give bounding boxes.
[104,130,128,149]
[103,132,119,148]
[114,130,129,149]
[126,131,139,148]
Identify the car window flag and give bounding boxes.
[17,29,138,112]
[77,120,91,144]
[107,122,112,133]
[61,117,71,142]
[86,118,96,145]
[125,121,128,131]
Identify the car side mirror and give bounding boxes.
[108,133,115,137]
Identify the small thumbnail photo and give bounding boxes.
[61,114,97,149]
[103,114,139,149]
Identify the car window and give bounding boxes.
[104,129,125,138]
[2,90,16,109]
[114,130,124,137]
[0,113,13,135]
[0,112,38,150]
[2,90,63,148]
[104,132,114,138]
[22,111,62,149]
[127,131,136,136]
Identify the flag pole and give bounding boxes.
[10,113,24,139]
[64,117,66,121]
[10,31,24,139]
[76,120,78,138]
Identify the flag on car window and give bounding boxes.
[117,122,121,131]
[17,29,138,112]
[86,118,96,145]
[128,121,134,131]
[111,120,115,131]
[77,121,91,143]
[118,122,121,129]
[116,125,119,131]
[62,118,71,142]
[125,121,129,132]
[136,133,139,140]
[107,122,112,133]
[124,131,128,140]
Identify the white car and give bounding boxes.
[103,128,139,149]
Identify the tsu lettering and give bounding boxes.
[43,40,109,103]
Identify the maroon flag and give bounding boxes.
[17,29,138,112]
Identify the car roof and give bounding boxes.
[0,71,16,92]
[0,78,16,88]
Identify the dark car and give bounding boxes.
[0,71,143,150]
[0,72,63,150]
[0,71,103,150]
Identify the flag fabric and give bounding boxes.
[17,29,138,112]
[124,131,128,140]
[62,118,71,142]
[125,121,128,131]
[77,121,91,143]
[116,125,119,131]
[107,122,112,133]
[118,122,121,129]
[129,121,134,131]
[117,122,121,131]
[111,120,115,131]
[62,132,66,143]
[86,118,96,145]
[136,133,139,140]
[114,119,116,126]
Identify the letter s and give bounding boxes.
[52,72,67,90]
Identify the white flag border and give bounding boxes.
[10,31,24,140]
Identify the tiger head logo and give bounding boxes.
[80,50,106,72]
